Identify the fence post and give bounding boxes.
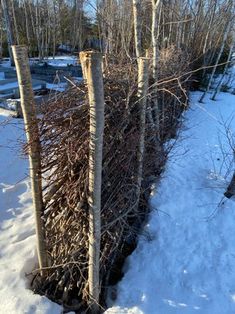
[84,51,105,313]
[136,57,149,208]
[79,51,88,81]
[12,45,48,276]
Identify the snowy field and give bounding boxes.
[0,114,61,313]
[106,91,235,314]
[0,55,77,68]
[45,55,77,67]
[0,73,235,312]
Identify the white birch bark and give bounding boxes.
[79,51,88,81]
[12,45,48,276]
[84,51,105,313]
[151,0,161,139]
[152,0,161,80]
[133,0,142,59]
[136,57,149,208]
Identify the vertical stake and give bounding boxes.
[83,51,105,313]
[12,45,48,276]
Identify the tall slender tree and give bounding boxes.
[1,0,14,64]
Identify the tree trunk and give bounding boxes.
[151,0,161,139]
[201,1,217,79]
[133,0,142,59]
[23,0,31,54]
[0,6,3,60]
[1,0,14,64]
[11,0,19,45]
[152,0,161,80]
[83,51,105,313]
[211,33,235,100]
[224,172,235,199]
[12,45,48,276]
[136,57,149,208]
[199,19,232,103]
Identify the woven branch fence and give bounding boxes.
[14,46,190,313]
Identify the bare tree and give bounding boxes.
[211,30,235,100]
[151,0,161,137]
[1,0,14,64]
[199,9,233,103]
[133,0,142,59]
[152,0,161,80]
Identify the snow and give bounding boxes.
[46,78,83,92]
[0,115,62,313]
[46,82,67,92]
[106,90,235,314]
[0,82,20,91]
[0,82,43,92]
[1,55,77,68]
[44,56,77,67]
[0,62,235,313]
[0,56,80,95]
[0,59,12,68]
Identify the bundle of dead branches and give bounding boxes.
[32,49,189,312]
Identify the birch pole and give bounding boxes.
[12,45,48,275]
[151,0,161,139]
[136,57,149,208]
[79,51,88,81]
[84,51,105,313]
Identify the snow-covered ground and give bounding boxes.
[46,55,77,67]
[0,68,235,313]
[106,91,235,314]
[0,114,61,313]
[0,55,82,111]
[1,55,77,68]
[0,81,42,92]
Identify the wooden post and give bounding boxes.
[84,51,105,313]
[80,51,105,81]
[12,45,48,275]
[79,51,88,81]
[136,57,149,209]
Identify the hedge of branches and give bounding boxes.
[32,47,190,312]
